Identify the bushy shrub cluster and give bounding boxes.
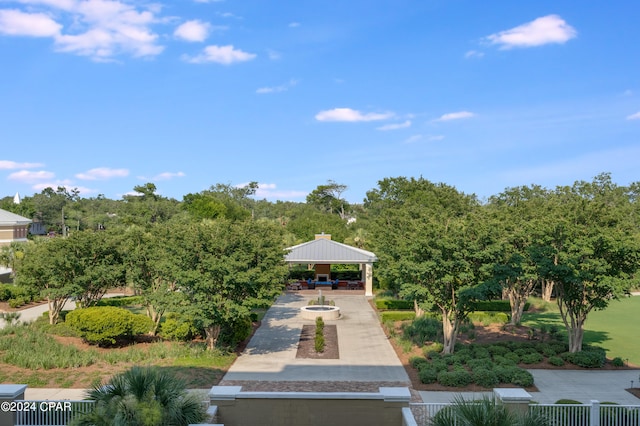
[380,311,416,322]
[561,348,606,368]
[402,316,442,346]
[0,284,35,308]
[375,299,413,310]
[467,311,509,325]
[96,296,144,307]
[160,313,198,342]
[219,316,252,347]
[314,316,325,352]
[66,306,153,346]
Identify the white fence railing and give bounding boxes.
[410,402,640,426]
[14,400,94,426]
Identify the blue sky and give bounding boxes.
[1,0,639,203]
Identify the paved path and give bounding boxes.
[222,292,409,383]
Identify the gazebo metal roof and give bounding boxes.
[0,208,31,226]
[284,238,377,264]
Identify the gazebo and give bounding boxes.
[284,233,378,296]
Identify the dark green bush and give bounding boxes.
[375,299,414,310]
[437,370,472,387]
[503,352,520,364]
[418,368,439,384]
[95,296,144,307]
[0,284,13,301]
[472,368,499,388]
[555,399,582,404]
[65,306,153,346]
[549,356,565,366]
[493,365,519,383]
[466,358,494,372]
[487,344,510,356]
[160,313,198,342]
[409,356,429,369]
[402,316,442,346]
[563,349,606,368]
[521,352,544,364]
[472,346,491,359]
[219,316,253,347]
[380,311,416,322]
[611,357,624,367]
[511,368,534,387]
[425,350,442,360]
[431,360,449,373]
[493,355,517,367]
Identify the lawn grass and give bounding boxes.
[522,296,640,366]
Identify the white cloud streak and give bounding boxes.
[0,160,44,169]
[377,120,411,131]
[0,9,62,37]
[464,50,484,59]
[486,15,577,49]
[184,44,256,64]
[153,171,185,181]
[8,170,55,183]
[256,79,298,94]
[174,20,210,42]
[315,108,394,122]
[626,111,640,120]
[435,111,476,122]
[75,167,129,180]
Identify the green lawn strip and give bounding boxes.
[522,296,640,366]
[584,296,640,366]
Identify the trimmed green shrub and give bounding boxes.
[418,368,439,384]
[422,342,444,356]
[466,358,494,372]
[521,352,544,364]
[95,296,144,307]
[0,284,13,301]
[503,352,520,364]
[380,311,416,322]
[409,356,429,369]
[66,306,153,346]
[375,299,414,310]
[563,349,606,368]
[493,365,520,383]
[160,313,198,342]
[549,356,565,366]
[8,297,28,308]
[487,344,510,356]
[555,399,582,404]
[511,368,534,387]
[611,357,624,367]
[437,370,472,387]
[314,334,325,352]
[431,360,449,373]
[493,355,517,367]
[472,346,491,359]
[472,368,499,388]
[219,316,253,347]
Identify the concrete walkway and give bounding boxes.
[222,292,409,383]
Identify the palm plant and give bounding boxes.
[71,366,206,426]
[429,395,549,426]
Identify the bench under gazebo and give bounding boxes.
[284,233,378,296]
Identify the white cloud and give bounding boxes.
[315,108,394,122]
[435,111,476,122]
[8,170,55,183]
[0,1,165,61]
[486,15,577,49]
[288,22,300,28]
[403,134,423,144]
[75,167,129,180]
[256,79,298,94]
[0,9,62,37]
[153,171,185,180]
[184,44,256,64]
[174,20,210,42]
[626,111,640,120]
[194,0,224,3]
[377,120,411,131]
[0,160,44,169]
[464,50,484,59]
[267,49,281,60]
[426,135,445,141]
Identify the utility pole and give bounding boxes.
[62,208,67,237]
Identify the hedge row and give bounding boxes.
[95,296,144,307]
[471,300,531,312]
[375,299,413,310]
[381,311,416,322]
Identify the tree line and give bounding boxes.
[2,173,639,353]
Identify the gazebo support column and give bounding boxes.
[362,263,373,296]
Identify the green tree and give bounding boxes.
[532,174,640,352]
[366,177,488,353]
[71,366,205,426]
[172,219,288,350]
[306,180,351,219]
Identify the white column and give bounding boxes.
[363,263,373,296]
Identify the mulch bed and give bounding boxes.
[296,325,339,359]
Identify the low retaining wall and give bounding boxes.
[209,386,411,426]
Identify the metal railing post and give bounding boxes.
[590,400,600,426]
